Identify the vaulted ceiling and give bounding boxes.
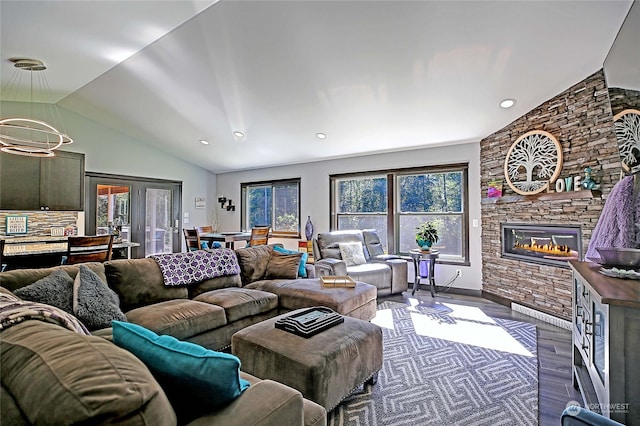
[0,1,633,173]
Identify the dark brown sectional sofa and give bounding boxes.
[0,244,379,425]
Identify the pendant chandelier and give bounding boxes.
[0,58,73,157]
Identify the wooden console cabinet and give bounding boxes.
[0,150,85,211]
[570,260,640,425]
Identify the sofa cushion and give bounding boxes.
[1,383,29,425]
[112,321,250,422]
[194,288,278,323]
[189,274,242,298]
[338,242,367,266]
[0,262,107,293]
[105,258,188,311]
[125,299,227,340]
[73,265,127,331]
[362,229,385,257]
[265,251,303,280]
[13,269,74,313]
[235,245,274,285]
[191,372,317,426]
[346,263,392,290]
[245,278,377,319]
[316,230,367,261]
[273,245,308,277]
[1,320,175,426]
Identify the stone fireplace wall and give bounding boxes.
[480,70,621,320]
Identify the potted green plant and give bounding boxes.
[415,221,439,250]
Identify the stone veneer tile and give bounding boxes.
[480,70,620,320]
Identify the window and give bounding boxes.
[397,170,465,259]
[241,179,301,238]
[334,174,389,248]
[331,164,468,264]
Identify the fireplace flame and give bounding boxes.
[513,241,573,256]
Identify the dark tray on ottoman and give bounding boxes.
[275,307,344,338]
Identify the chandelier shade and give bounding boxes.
[0,58,73,157]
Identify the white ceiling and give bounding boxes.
[0,0,633,173]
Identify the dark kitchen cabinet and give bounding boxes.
[0,150,85,211]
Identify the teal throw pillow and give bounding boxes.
[112,321,250,416]
[273,245,308,277]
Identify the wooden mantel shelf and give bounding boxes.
[481,189,601,205]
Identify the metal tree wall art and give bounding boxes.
[503,130,563,195]
[614,109,640,174]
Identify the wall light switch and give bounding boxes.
[472,219,479,228]
[51,227,64,236]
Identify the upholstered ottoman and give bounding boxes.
[244,278,378,320]
[231,309,383,411]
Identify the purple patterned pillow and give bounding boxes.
[151,249,240,287]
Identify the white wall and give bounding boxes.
[1,101,217,249]
[216,142,483,291]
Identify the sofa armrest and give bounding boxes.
[304,263,316,279]
[370,258,408,294]
[186,379,306,426]
[313,258,348,277]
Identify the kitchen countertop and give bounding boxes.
[3,240,140,256]
[1,236,69,243]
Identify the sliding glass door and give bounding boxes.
[86,173,182,257]
[144,187,177,255]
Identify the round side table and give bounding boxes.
[409,249,439,297]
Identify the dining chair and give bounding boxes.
[64,235,114,265]
[195,225,222,249]
[248,226,270,246]
[183,228,202,251]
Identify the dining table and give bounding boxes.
[199,232,252,249]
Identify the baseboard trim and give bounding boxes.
[436,286,482,298]
[481,290,511,307]
[481,291,571,330]
[511,303,572,330]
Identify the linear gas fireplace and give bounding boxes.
[501,223,582,268]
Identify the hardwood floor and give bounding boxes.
[381,290,581,426]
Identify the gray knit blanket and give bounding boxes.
[150,248,240,286]
[586,175,640,262]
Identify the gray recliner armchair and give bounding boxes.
[312,229,408,296]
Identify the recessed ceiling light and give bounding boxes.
[199,139,209,145]
[233,131,245,138]
[316,132,327,139]
[499,98,516,109]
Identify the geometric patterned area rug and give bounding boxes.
[329,300,538,426]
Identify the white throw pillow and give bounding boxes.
[338,242,367,266]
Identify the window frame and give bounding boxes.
[330,163,469,265]
[241,178,301,238]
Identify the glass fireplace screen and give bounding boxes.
[501,223,582,268]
